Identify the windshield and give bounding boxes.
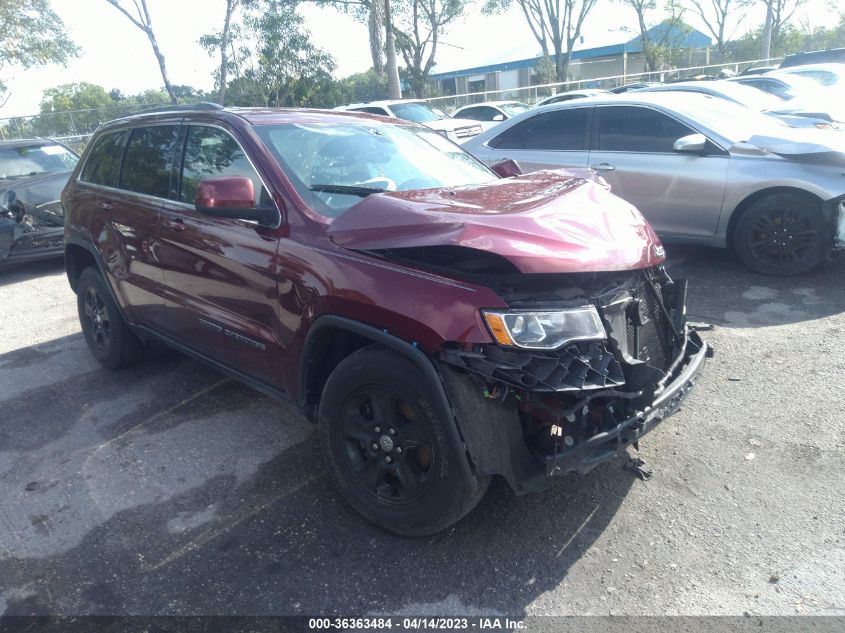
[500,103,531,116]
[389,102,450,123]
[684,96,793,142]
[0,143,78,179]
[255,122,497,218]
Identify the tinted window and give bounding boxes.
[80,132,126,187]
[459,106,497,121]
[489,108,588,150]
[179,125,269,205]
[120,125,179,197]
[597,106,693,153]
[353,107,390,116]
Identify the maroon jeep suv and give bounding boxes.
[63,104,710,536]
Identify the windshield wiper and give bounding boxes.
[309,184,385,197]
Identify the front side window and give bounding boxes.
[488,108,588,151]
[255,121,496,219]
[597,107,693,153]
[0,143,78,180]
[120,125,179,198]
[179,126,269,205]
[80,131,127,187]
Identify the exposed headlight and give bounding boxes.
[482,306,606,349]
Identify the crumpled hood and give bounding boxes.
[745,133,845,165]
[327,170,666,274]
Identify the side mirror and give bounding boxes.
[493,114,505,121]
[490,158,522,178]
[673,133,708,154]
[195,176,277,225]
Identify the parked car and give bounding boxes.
[0,139,78,267]
[339,99,483,143]
[463,92,845,275]
[536,89,605,106]
[608,82,660,93]
[63,104,709,535]
[780,48,845,68]
[767,64,845,91]
[727,72,818,100]
[451,101,531,128]
[737,65,779,76]
[636,80,840,128]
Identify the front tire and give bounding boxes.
[733,193,831,275]
[77,267,146,368]
[319,346,490,536]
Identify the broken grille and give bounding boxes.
[440,341,625,392]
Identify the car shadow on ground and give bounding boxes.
[0,257,65,287]
[664,245,845,328]
[0,338,639,617]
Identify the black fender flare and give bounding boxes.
[298,315,478,480]
[64,236,129,322]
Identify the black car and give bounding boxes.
[780,48,845,68]
[0,139,79,267]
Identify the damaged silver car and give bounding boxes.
[0,139,78,267]
[465,92,845,275]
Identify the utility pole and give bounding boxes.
[385,0,402,99]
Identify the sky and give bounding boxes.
[0,0,838,119]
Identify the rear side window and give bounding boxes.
[120,125,179,198]
[179,125,270,205]
[488,109,588,151]
[80,131,127,187]
[597,106,693,153]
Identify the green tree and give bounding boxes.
[0,0,79,108]
[687,0,752,62]
[221,1,339,108]
[485,0,600,82]
[617,1,689,71]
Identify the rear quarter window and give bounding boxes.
[80,131,128,187]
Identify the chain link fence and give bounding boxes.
[0,57,781,150]
[424,58,781,112]
[0,102,202,153]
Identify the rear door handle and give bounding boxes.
[163,217,186,231]
[96,201,113,210]
[590,163,616,172]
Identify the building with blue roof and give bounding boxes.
[429,21,713,100]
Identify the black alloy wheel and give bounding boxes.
[339,384,435,504]
[734,193,830,275]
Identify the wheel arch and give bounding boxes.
[64,241,98,293]
[298,315,447,425]
[725,186,825,252]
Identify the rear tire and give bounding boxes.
[319,345,490,536]
[77,267,146,369]
[733,193,831,275]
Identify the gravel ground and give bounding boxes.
[0,248,843,618]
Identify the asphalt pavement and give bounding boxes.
[0,247,843,617]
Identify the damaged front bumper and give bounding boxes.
[544,328,709,477]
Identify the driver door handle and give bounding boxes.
[590,163,616,172]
